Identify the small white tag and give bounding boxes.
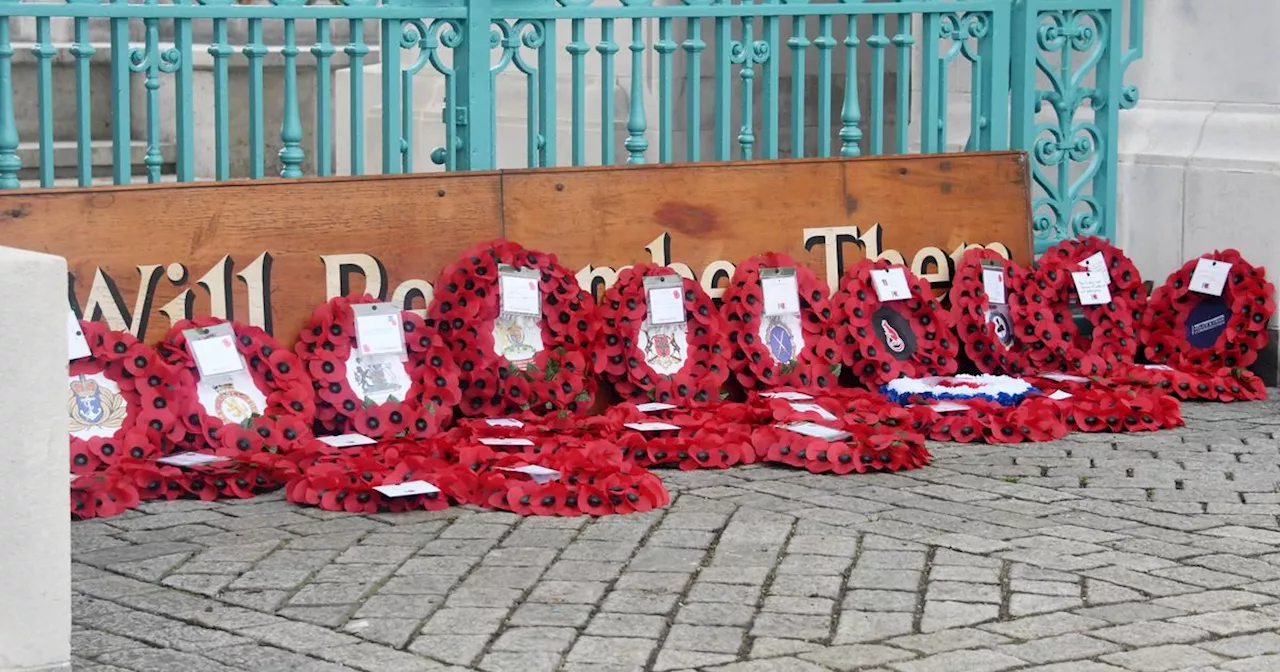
[647,286,686,326]
[485,418,525,428]
[982,268,1006,305]
[1071,271,1112,306]
[318,433,376,448]
[783,422,851,442]
[1143,364,1174,371]
[1041,372,1089,383]
[1048,390,1073,400]
[499,268,542,316]
[374,480,440,497]
[354,306,406,359]
[157,453,230,467]
[871,268,912,302]
[761,391,815,401]
[761,269,801,317]
[636,402,677,413]
[1080,252,1108,275]
[624,421,681,432]
[69,473,81,484]
[68,311,91,361]
[790,402,837,421]
[926,401,971,413]
[185,325,246,379]
[497,465,561,485]
[1190,258,1231,297]
[479,437,535,446]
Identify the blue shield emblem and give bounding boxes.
[71,375,105,424]
[766,323,795,363]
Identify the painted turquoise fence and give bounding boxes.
[0,0,1140,249]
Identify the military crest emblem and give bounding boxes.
[213,382,258,424]
[764,316,796,363]
[354,359,401,396]
[68,373,126,437]
[493,315,540,370]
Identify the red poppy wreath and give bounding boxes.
[429,240,598,418]
[948,248,1035,375]
[286,439,474,513]
[158,318,316,464]
[1027,236,1146,376]
[68,320,182,476]
[1141,250,1275,375]
[832,259,959,386]
[296,295,461,439]
[594,264,730,406]
[1118,363,1268,403]
[721,253,842,390]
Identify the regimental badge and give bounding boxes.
[765,317,796,364]
[643,326,685,373]
[213,382,258,424]
[881,319,906,354]
[67,373,126,434]
[354,359,400,396]
[495,315,537,370]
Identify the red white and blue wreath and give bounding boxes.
[1136,250,1274,401]
[429,240,598,418]
[948,248,1035,375]
[832,259,959,386]
[594,264,730,406]
[1026,236,1146,376]
[296,294,461,439]
[721,252,842,391]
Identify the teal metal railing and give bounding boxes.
[0,0,1141,249]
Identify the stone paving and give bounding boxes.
[69,397,1280,672]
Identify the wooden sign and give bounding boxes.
[0,152,1030,347]
[503,152,1031,299]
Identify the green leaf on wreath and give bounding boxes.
[427,403,437,415]
[385,395,400,404]
[545,401,554,410]
[719,391,730,401]
[238,417,255,430]
[831,363,842,375]
[362,396,377,408]
[575,391,591,403]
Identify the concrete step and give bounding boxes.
[15,139,173,182]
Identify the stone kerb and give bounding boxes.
[0,246,71,672]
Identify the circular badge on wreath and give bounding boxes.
[429,240,598,418]
[1141,249,1275,373]
[1023,236,1147,376]
[158,318,316,465]
[296,295,461,439]
[721,253,842,390]
[832,259,959,386]
[593,264,730,406]
[948,248,1035,375]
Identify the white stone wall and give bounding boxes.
[0,246,71,672]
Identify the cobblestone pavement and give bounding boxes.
[71,397,1280,672]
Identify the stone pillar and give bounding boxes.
[0,246,71,672]
[1115,0,1280,379]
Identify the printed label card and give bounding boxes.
[636,402,678,413]
[184,323,245,380]
[761,391,814,401]
[68,310,91,362]
[498,465,561,485]
[644,275,687,326]
[624,421,681,432]
[982,266,1007,304]
[479,437,535,447]
[1071,271,1112,306]
[498,265,542,316]
[871,268,912,302]
[485,418,525,428]
[1190,258,1231,297]
[783,422,852,442]
[760,267,801,317]
[790,402,838,421]
[374,480,440,497]
[318,434,377,448]
[353,303,407,361]
[158,453,230,467]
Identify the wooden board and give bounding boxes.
[502,152,1031,299]
[0,173,503,345]
[0,152,1030,347]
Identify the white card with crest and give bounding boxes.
[68,311,91,362]
[353,303,406,360]
[499,265,542,316]
[783,422,851,442]
[1072,271,1112,306]
[761,268,801,317]
[498,465,561,484]
[1190,258,1231,297]
[185,324,245,379]
[871,268,912,302]
[374,480,440,497]
[982,267,1006,305]
[318,434,376,448]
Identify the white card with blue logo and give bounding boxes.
[1190,258,1230,297]
[761,268,800,317]
[353,303,406,360]
[68,311,91,362]
[871,268,911,302]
